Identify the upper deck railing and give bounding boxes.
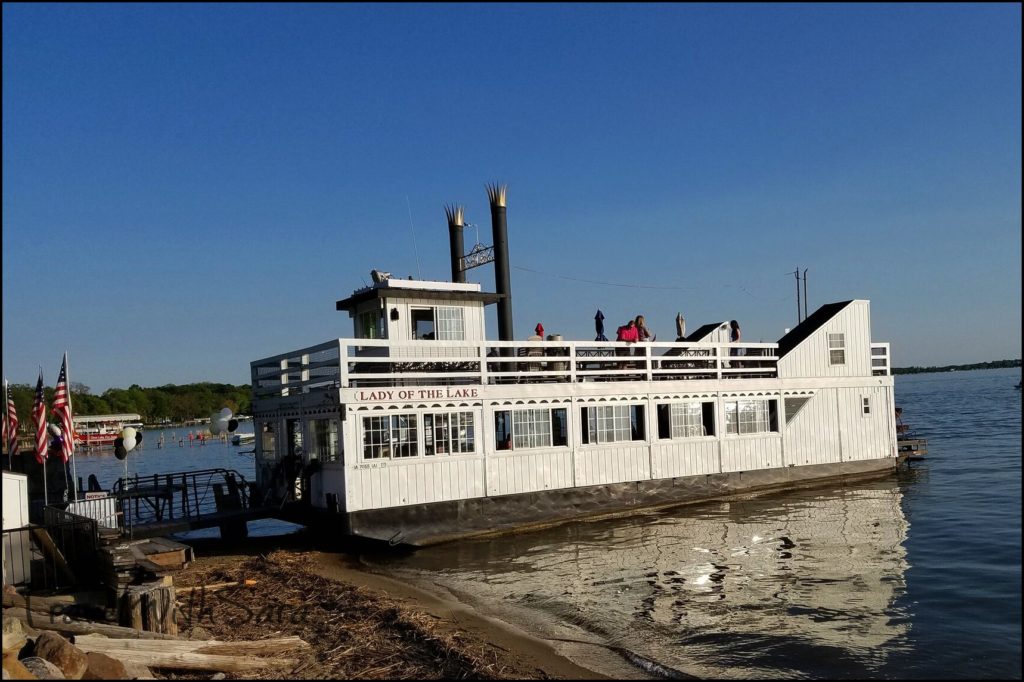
[871,343,891,376]
[251,338,780,400]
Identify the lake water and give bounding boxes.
[65,369,1022,678]
[375,368,1022,679]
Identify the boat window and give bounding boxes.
[411,306,465,341]
[828,333,846,366]
[494,411,512,450]
[424,411,475,455]
[656,402,715,439]
[436,306,465,341]
[493,408,567,451]
[308,418,341,463]
[286,418,303,457]
[724,399,779,435]
[359,310,384,339]
[582,405,646,444]
[784,396,811,423]
[362,414,419,459]
[260,421,277,460]
[411,308,436,340]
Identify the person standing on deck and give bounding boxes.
[729,320,744,367]
[635,315,653,342]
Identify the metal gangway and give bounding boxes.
[91,468,275,539]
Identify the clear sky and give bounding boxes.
[3,3,1021,393]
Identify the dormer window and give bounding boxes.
[412,306,465,340]
[828,333,846,366]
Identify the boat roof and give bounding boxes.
[776,300,855,357]
[685,322,729,342]
[72,413,142,423]
[336,278,503,312]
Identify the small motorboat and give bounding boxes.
[231,432,256,446]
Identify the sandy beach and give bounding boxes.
[174,532,616,680]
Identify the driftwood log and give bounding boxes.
[73,634,306,673]
[3,607,178,640]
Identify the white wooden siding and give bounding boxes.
[487,450,575,496]
[574,444,651,486]
[690,322,732,343]
[783,390,843,466]
[371,297,486,343]
[778,300,873,379]
[837,386,894,462]
[720,436,784,473]
[651,439,720,478]
[346,457,486,511]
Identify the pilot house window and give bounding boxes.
[359,311,383,339]
[411,306,465,341]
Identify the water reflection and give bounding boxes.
[383,481,911,679]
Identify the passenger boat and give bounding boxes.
[250,185,897,546]
[73,414,143,448]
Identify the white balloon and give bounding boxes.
[210,421,224,436]
[48,424,62,437]
[122,427,137,443]
[124,435,137,452]
[220,407,232,418]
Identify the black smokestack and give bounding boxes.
[487,183,513,341]
[445,204,465,284]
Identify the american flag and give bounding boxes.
[4,380,18,457]
[33,370,47,465]
[52,354,75,464]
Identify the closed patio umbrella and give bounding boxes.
[595,310,607,341]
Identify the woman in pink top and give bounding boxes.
[616,319,639,343]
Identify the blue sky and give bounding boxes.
[3,3,1021,392]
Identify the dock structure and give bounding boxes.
[98,468,273,541]
[895,409,928,462]
[897,437,928,461]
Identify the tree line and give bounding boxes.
[4,381,252,428]
[892,359,1021,375]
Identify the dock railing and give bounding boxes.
[2,508,100,590]
[252,338,780,398]
[112,468,253,530]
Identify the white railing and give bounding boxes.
[871,343,891,376]
[252,338,780,399]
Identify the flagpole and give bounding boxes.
[37,367,49,509]
[3,379,10,470]
[65,351,79,502]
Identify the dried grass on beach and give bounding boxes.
[172,550,534,680]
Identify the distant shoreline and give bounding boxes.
[892,360,1020,375]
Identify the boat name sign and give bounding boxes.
[355,387,480,402]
